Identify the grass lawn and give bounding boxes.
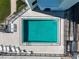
[0,0,10,23]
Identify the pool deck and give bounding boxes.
[0,56,62,59]
[0,9,64,54]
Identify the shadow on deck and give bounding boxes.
[33,6,65,18]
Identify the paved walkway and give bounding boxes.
[11,0,16,15]
[0,56,61,59]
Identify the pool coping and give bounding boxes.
[20,16,61,46]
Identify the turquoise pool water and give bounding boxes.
[22,18,58,43]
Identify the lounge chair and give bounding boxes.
[26,50,33,56]
[9,46,16,55]
[0,45,3,55]
[20,49,27,56]
[3,46,8,55]
[15,47,21,55]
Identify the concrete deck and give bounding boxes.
[11,0,16,14]
[0,56,61,59]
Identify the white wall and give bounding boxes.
[25,0,37,10]
[59,0,79,10]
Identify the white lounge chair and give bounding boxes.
[27,51,31,55]
[3,46,7,53]
[15,47,21,55]
[9,46,16,55]
[0,45,3,55]
[15,47,21,53]
[0,45,3,52]
[20,49,27,56]
[6,46,10,52]
[10,46,16,52]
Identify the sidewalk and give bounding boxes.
[11,0,16,15]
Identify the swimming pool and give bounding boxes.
[22,18,59,43]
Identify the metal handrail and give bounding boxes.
[6,6,30,24]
